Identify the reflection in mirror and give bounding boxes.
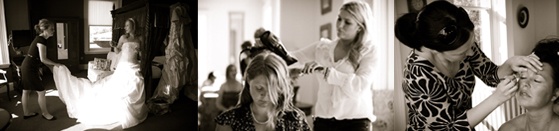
[56,22,68,60]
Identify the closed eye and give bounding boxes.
[534,77,544,83]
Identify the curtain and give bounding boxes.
[0,0,9,68]
[89,0,114,26]
[370,0,394,130]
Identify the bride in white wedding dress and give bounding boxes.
[53,42,148,129]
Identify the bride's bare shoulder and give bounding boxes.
[499,114,525,131]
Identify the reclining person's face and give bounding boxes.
[516,63,557,109]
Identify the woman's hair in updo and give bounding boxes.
[531,38,559,103]
[395,0,474,52]
[125,18,138,38]
[34,19,54,35]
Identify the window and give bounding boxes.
[84,0,116,54]
[453,0,518,131]
[0,0,8,67]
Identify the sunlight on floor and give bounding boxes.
[45,89,59,97]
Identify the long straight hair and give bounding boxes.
[340,1,374,68]
[239,51,295,129]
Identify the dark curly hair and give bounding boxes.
[532,38,559,103]
[395,0,474,52]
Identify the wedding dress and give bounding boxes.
[53,42,148,129]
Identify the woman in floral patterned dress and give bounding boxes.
[395,1,543,130]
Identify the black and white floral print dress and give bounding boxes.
[215,105,311,131]
[403,43,501,131]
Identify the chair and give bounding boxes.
[8,33,27,96]
[0,69,9,101]
[0,108,11,131]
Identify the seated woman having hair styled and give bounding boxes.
[215,51,310,131]
[499,38,559,131]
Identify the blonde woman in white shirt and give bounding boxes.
[292,1,376,130]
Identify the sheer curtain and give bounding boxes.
[368,0,394,130]
[0,0,9,68]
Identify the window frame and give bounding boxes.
[0,0,9,67]
[83,0,117,54]
[456,0,519,130]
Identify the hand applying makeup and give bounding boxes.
[494,75,519,102]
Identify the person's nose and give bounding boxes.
[518,79,530,90]
[336,21,343,31]
[259,90,267,97]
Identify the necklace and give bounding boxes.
[525,116,552,131]
[250,104,271,125]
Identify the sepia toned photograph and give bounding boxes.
[394,0,559,130]
[200,0,559,131]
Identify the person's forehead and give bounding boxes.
[522,63,552,78]
[540,63,554,78]
[249,75,268,85]
[338,10,355,19]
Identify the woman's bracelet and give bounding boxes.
[323,67,330,79]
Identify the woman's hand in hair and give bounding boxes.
[301,61,324,74]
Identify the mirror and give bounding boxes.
[56,22,68,60]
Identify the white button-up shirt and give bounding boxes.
[292,38,377,121]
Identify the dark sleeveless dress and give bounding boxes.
[21,36,48,91]
[221,92,240,109]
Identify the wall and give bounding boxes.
[394,0,418,130]
[508,0,558,56]
[278,0,319,106]
[4,0,30,34]
[28,0,95,66]
[508,0,536,56]
[533,0,557,41]
[198,0,264,85]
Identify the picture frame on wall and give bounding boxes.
[407,0,426,13]
[321,0,332,15]
[517,6,529,28]
[320,23,332,39]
